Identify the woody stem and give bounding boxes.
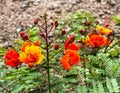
[44,14,51,93]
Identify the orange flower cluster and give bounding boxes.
[61,39,80,70]
[4,40,43,68]
[19,41,44,67]
[87,34,110,48]
[61,49,80,70]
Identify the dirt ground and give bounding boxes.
[0,0,120,47]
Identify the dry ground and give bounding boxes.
[0,0,120,47]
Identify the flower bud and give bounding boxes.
[69,35,75,43]
[40,32,45,37]
[55,20,59,28]
[80,29,85,35]
[54,43,59,50]
[104,23,109,28]
[20,31,25,37]
[22,34,28,40]
[20,31,28,40]
[62,29,66,35]
[51,22,54,25]
[84,21,91,26]
[34,18,38,24]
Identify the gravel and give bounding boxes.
[0,0,120,47]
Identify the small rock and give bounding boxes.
[21,3,29,11]
[103,9,111,14]
[107,0,116,7]
[76,0,82,3]
[33,1,40,6]
[0,42,9,48]
[96,0,101,2]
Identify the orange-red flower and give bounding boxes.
[19,44,44,67]
[5,49,21,67]
[61,49,80,70]
[60,54,71,70]
[89,34,109,47]
[65,39,79,51]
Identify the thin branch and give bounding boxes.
[44,14,51,93]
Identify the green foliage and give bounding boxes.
[0,10,120,92]
[0,66,47,93]
[113,16,120,27]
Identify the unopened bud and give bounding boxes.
[20,31,25,37]
[22,34,28,40]
[80,29,85,35]
[54,43,59,50]
[84,21,91,26]
[69,35,75,43]
[55,20,59,28]
[20,31,28,40]
[62,29,66,35]
[34,18,38,24]
[51,22,54,25]
[104,23,109,28]
[40,32,45,37]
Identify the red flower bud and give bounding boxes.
[54,43,59,50]
[20,31,28,40]
[69,35,75,43]
[21,34,28,40]
[55,20,59,28]
[34,18,38,24]
[84,21,91,26]
[51,22,54,25]
[62,29,66,35]
[80,29,85,35]
[40,32,45,37]
[20,31,25,37]
[104,23,109,28]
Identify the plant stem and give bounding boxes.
[84,46,87,85]
[44,14,51,93]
